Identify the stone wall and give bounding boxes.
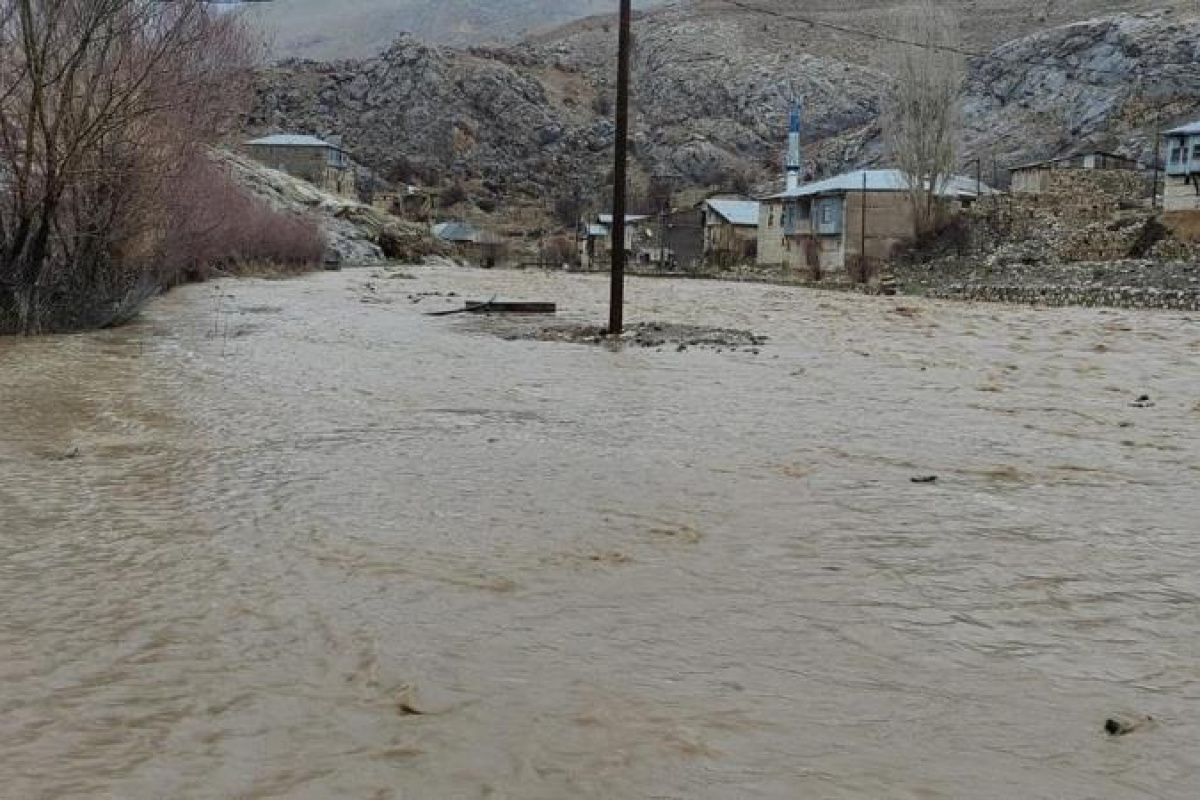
[927,284,1200,311]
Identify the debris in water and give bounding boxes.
[1105,714,1153,736]
[489,322,767,352]
[394,684,426,717]
[911,475,939,484]
[1130,394,1154,408]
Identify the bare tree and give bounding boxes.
[0,0,257,333]
[884,1,964,236]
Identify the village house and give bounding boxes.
[245,134,356,198]
[700,197,760,266]
[1010,150,1143,197]
[577,213,653,270]
[1163,120,1200,212]
[433,221,508,268]
[757,169,985,279]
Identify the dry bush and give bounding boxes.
[0,0,260,334]
[161,157,324,282]
[540,235,577,266]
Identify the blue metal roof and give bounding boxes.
[763,169,990,200]
[247,134,341,149]
[705,199,761,226]
[432,222,479,242]
[1166,120,1200,136]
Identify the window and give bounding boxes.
[1192,144,1200,162]
[821,202,833,225]
[1171,147,1183,164]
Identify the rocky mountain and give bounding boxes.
[241,0,663,61]
[247,5,1200,227]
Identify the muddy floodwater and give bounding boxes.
[3,265,1200,799]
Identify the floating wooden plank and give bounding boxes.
[464,301,557,315]
[425,297,496,317]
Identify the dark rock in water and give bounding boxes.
[1130,394,1154,408]
[911,475,939,484]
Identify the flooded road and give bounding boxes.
[2,265,1199,799]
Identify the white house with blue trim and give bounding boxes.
[1164,119,1200,211]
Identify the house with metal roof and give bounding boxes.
[1164,119,1200,212]
[578,214,655,271]
[244,134,356,198]
[700,198,760,266]
[757,168,989,280]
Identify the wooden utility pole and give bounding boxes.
[608,0,633,335]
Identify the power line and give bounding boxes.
[717,0,1200,79]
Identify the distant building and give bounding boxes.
[432,221,508,268]
[245,134,356,198]
[1011,150,1141,195]
[757,169,986,279]
[577,214,652,271]
[1164,120,1200,212]
[701,198,760,266]
[374,185,435,222]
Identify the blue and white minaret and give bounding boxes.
[786,100,803,192]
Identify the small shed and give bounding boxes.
[701,198,760,266]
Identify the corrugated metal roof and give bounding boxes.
[432,222,479,242]
[597,214,650,224]
[1166,119,1200,136]
[1009,151,1140,171]
[705,199,760,226]
[763,169,990,200]
[246,134,340,149]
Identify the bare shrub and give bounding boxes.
[439,182,469,209]
[161,157,324,281]
[0,0,259,334]
[540,235,577,267]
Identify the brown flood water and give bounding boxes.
[2,265,1200,799]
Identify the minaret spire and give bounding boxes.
[786,99,803,192]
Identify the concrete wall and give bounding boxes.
[246,144,356,198]
[1164,175,1200,212]
[842,191,914,267]
[756,200,812,272]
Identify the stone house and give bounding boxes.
[432,221,508,268]
[373,185,435,222]
[757,169,985,279]
[1010,151,1142,197]
[245,134,356,198]
[1163,120,1200,212]
[700,198,760,266]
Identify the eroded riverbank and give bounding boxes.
[2,265,1199,799]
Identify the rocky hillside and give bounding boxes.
[218,150,440,264]
[242,0,663,61]
[248,7,1200,226]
